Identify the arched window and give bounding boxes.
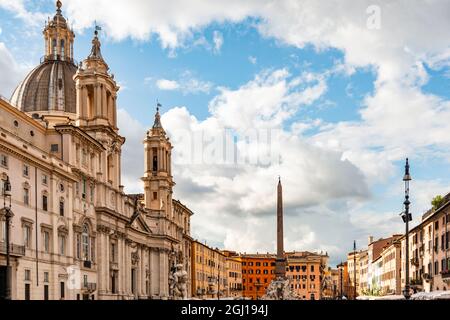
[52,39,57,58]
[60,39,65,60]
[59,198,65,217]
[82,224,90,261]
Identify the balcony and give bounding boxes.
[419,246,425,257]
[441,270,450,279]
[422,273,432,281]
[410,279,422,286]
[83,282,97,292]
[0,242,25,257]
[410,256,420,267]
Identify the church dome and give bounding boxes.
[10,1,77,116]
[10,60,77,114]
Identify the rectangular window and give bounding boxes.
[0,220,5,242]
[25,284,31,300]
[110,243,116,263]
[51,144,59,152]
[131,269,136,294]
[82,179,86,199]
[42,174,48,185]
[76,234,81,259]
[25,269,31,281]
[42,195,48,211]
[59,200,64,217]
[59,235,66,255]
[23,188,29,205]
[23,164,29,177]
[60,282,65,299]
[44,272,49,283]
[23,225,31,248]
[44,285,49,300]
[43,231,50,253]
[0,154,8,168]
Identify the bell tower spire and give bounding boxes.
[74,27,118,129]
[142,102,174,213]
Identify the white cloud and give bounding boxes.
[248,55,257,65]
[154,71,213,95]
[212,30,223,53]
[156,79,180,91]
[0,0,47,26]
[0,42,28,97]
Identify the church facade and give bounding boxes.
[0,1,193,300]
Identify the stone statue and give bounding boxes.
[169,263,188,300]
[263,277,298,300]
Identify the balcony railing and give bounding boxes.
[0,242,25,257]
[83,260,92,269]
[83,282,97,292]
[410,279,422,286]
[422,273,432,281]
[410,256,420,267]
[441,270,450,279]
[110,261,119,270]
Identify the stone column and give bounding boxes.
[95,84,102,118]
[81,86,87,120]
[105,233,110,294]
[102,86,107,119]
[148,248,153,297]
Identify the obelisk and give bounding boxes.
[275,177,286,279]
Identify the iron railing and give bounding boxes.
[0,242,25,256]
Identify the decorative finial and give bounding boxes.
[56,1,62,13]
[278,176,281,183]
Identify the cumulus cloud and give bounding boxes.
[156,79,180,91]
[153,71,213,95]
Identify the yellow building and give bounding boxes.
[347,250,361,299]
[191,241,227,299]
[222,251,243,298]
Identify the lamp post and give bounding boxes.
[339,264,343,300]
[353,241,357,300]
[401,158,412,300]
[3,176,12,300]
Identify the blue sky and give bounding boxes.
[2,0,450,265]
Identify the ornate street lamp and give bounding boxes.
[3,176,13,300]
[401,158,412,299]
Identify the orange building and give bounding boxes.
[285,251,328,300]
[240,254,276,299]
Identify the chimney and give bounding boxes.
[368,236,374,245]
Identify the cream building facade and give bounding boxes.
[191,240,227,299]
[0,1,193,300]
[380,239,401,295]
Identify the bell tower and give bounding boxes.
[142,104,174,215]
[74,28,119,129]
[74,27,124,190]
